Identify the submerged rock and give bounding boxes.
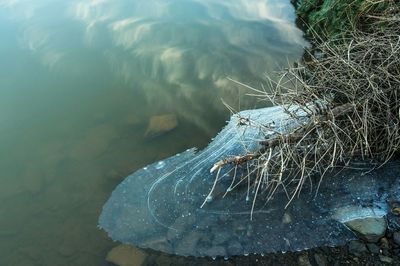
[297,253,312,266]
[106,244,147,266]
[345,217,386,242]
[379,255,394,264]
[145,114,178,138]
[348,241,368,256]
[99,106,400,257]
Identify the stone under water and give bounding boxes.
[106,244,147,266]
[99,106,400,257]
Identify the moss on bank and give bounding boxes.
[293,0,400,38]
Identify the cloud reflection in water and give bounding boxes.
[2,0,307,134]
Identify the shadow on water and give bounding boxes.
[0,0,306,265]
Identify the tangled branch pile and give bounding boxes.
[205,4,400,217]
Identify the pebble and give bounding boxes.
[379,255,393,264]
[282,212,292,224]
[366,243,381,254]
[348,240,368,256]
[345,217,387,242]
[313,253,328,266]
[380,237,390,249]
[297,254,312,266]
[391,207,400,216]
[106,244,147,266]
[393,232,400,246]
[145,114,178,138]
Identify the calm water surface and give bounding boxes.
[0,0,306,265]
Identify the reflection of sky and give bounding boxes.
[0,0,307,133]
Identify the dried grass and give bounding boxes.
[204,8,400,218]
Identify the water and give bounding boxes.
[0,0,305,265]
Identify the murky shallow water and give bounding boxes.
[0,0,305,265]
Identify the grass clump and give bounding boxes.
[204,1,400,217]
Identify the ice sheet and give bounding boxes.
[99,106,400,257]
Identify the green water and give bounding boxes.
[0,0,306,265]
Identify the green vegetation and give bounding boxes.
[295,0,400,38]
